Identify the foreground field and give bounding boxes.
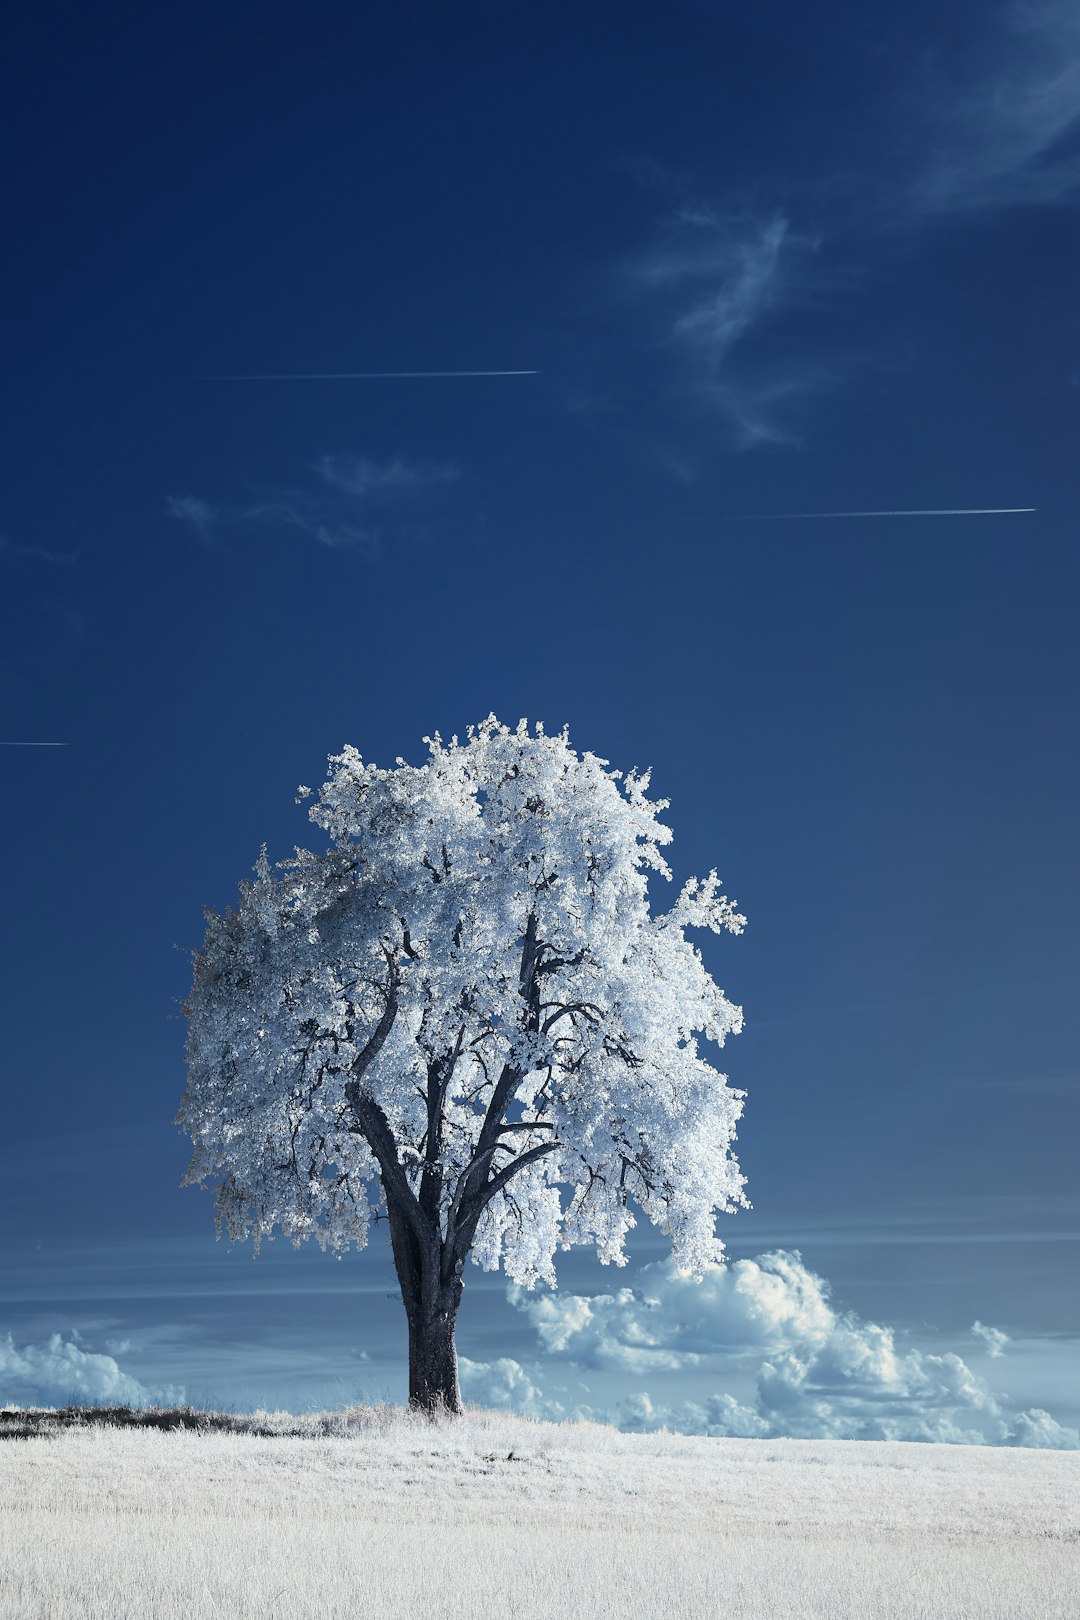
[0,1407,1077,1619]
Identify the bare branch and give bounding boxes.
[540,1000,602,1034]
[347,1088,431,1248]
[474,1140,560,1213]
[342,955,432,1249]
[534,946,588,978]
[348,950,399,1084]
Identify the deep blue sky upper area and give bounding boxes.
[1,0,1077,1431]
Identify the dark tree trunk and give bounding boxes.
[407,1292,463,1413]
[385,1190,464,1414]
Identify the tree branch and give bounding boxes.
[540,1001,601,1034]
[454,912,541,1221]
[534,946,588,978]
[342,953,431,1250]
[419,1024,465,1223]
[346,1089,429,1245]
[443,1138,560,1285]
[347,953,399,1084]
[475,1139,560,1211]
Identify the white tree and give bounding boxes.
[177,717,747,1411]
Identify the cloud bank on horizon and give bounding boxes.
[1,1249,1073,1446]
[0,1330,183,1410]
[461,1249,1079,1449]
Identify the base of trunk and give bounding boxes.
[408,1308,462,1414]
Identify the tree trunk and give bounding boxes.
[407,1292,463,1414]
[385,1192,464,1414]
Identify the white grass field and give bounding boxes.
[1,1406,1077,1619]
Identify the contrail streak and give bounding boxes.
[201,370,539,380]
[731,508,1038,519]
[0,741,68,747]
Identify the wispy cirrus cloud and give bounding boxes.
[0,535,78,567]
[636,211,793,357]
[313,453,456,500]
[627,210,837,449]
[164,496,219,549]
[912,1,1080,213]
[614,5,1079,459]
[0,534,86,673]
[166,454,458,560]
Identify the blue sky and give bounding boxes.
[1,0,1077,1440]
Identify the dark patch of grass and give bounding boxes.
[0,1405,280,1440]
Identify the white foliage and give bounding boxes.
[176,717,747,1283]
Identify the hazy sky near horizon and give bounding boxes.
[1,0,1077,1438]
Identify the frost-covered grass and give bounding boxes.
[1,1405,1077,1619]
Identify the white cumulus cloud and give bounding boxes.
[515,1249,834,1370]
[1001,1406,1080,1449]
[0,1330,184,1409]
[459,1356,563,1420]
[466,1250,1079,1448]
[972,1320,1010,1358]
